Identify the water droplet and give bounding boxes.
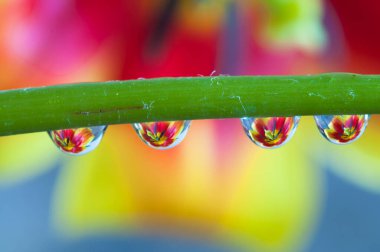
[241,116,301,149]
[133,121,191,150]
[314,114,369,144]
[48,126,107,155]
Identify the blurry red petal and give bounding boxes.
[254,119,267,137]
[155,122,170,134]
[331,118,344,134]
[274,117,286,132]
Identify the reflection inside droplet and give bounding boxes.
[241,116,300,149]
[314,114,369,144]
[48,125,107,155]
[133,120,191,150]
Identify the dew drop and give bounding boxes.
[314,114,369,144]
[48,126,107,155]
[241,116,300,149]
[133,120,191,150]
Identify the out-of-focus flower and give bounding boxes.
[3,0,380,251]
[0,0,328,251]
[253,0,326,53]
[329,0,380,72]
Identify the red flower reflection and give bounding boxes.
[135,121,188,148]
[51,128,95,153]
[249,117,297,147]
[325,115,366,143]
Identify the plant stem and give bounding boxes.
[1,73,380,136]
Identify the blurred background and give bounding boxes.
[1,0,380,251]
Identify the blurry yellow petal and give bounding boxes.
[220,118,322,251]
[0,133,58,186]
[312,116,380,193]
[52,126,137,236]
[51,120,322,251]
[258,0,326,53]
[178,0,227,35]
[123,121,219,226]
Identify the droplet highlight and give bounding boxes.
[241,116,300,149]
[48,126,107,155]
[133,121,190,150]
[314,114,369,144]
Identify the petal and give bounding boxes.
[141,123,154,134]
[253,119,267,137]
[73,128,95,147]
[250,130,268,146]
[155,122,170,134]
[281,117,293,136]
[330,117,344,134]
[275,117,286,132]
[52,126,137,235]
[313,116,380,193]
[351,115,359,128]
[0,133,58,185]
[325,130,345,142]
[53,121,321,251]
[266,117,277,132]
[343,115,354,128]
[164,122,182,139]
[222,118,321,250]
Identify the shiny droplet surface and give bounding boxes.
[314,114,369,144]
[241,116,300,149]
[133,121,190,150]
[48,126,107,155]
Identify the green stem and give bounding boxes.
[1,73,380,136]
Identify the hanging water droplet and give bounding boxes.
[314,114,369,144]
[241,116,301,149]
[48,126,107,155]
[133,120,191,150]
